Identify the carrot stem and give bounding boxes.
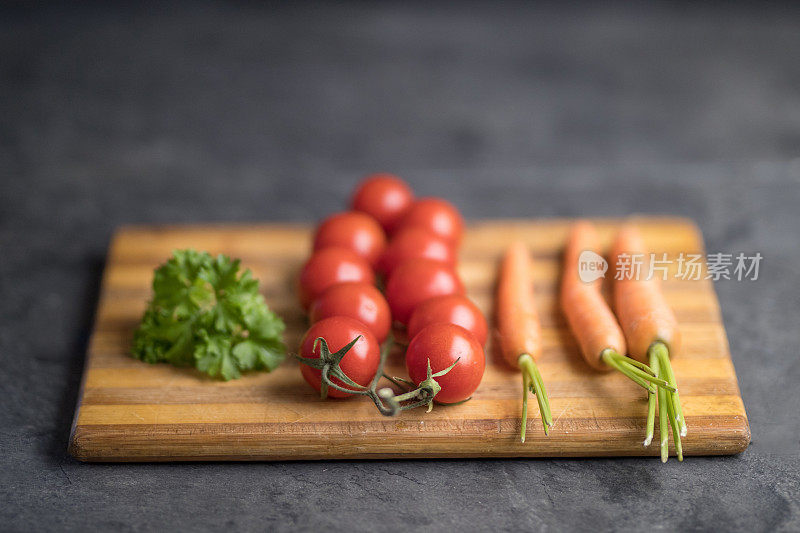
[657,377,669,462]
[619,360,675,392]
[531,361,552,430]
[644,350,658,447]
[665,384,684,461]
[518,353,552,442]
[648,342,686,461]
[601,350,676,393]
[520,368,531,443]
[617,356,657,376]
[603,354,654,392]
[653,342,687,436]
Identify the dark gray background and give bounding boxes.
[2,2,799,531]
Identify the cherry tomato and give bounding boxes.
[313,211,387,267]
[385,259,464,324]
[299,316,380,398]
[350,173,414,234]
[407,294,488,346]
[377,227,457,278]
[309,282,391,342]
[298,247,374,309]
[406,323,485,404]
[398,197,464,246]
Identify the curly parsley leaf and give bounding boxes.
[132,250,286,380]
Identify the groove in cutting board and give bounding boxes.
[69,218,750,461]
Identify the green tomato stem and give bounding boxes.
[297,334,463,416]
[381,373,412,391]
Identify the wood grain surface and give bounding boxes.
[69,218,750,461]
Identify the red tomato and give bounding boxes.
[377,227,457,278]
[350,173,414,234]
[405,323,485,403]
[408,294,488,346]
[385,259,464,324]
[313,211,387,267]
[309,282,391,342]
[298,247,374,309]
[299,316,380,398]
[398,197,464,245]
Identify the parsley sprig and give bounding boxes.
[132,250,286,380]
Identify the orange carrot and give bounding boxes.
[611,225,682,361]
[561,222,626,370]
[561,222,674,392]
[496,241,552,442]
[611,224,686,462]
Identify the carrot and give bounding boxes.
[611,224,686,462]
[496,241,552,442]
[560,222,675,392]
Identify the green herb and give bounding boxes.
[132,250,286,380]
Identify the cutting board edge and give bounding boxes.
[107,216,704,236]
[69,434,752,463]
[69,413,751,462]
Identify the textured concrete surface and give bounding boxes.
[1,2,799,531]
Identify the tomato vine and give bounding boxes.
[294,335,458,416]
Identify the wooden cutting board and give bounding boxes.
[69,218,750,461]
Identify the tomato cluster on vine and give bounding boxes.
[297,173,486,406]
